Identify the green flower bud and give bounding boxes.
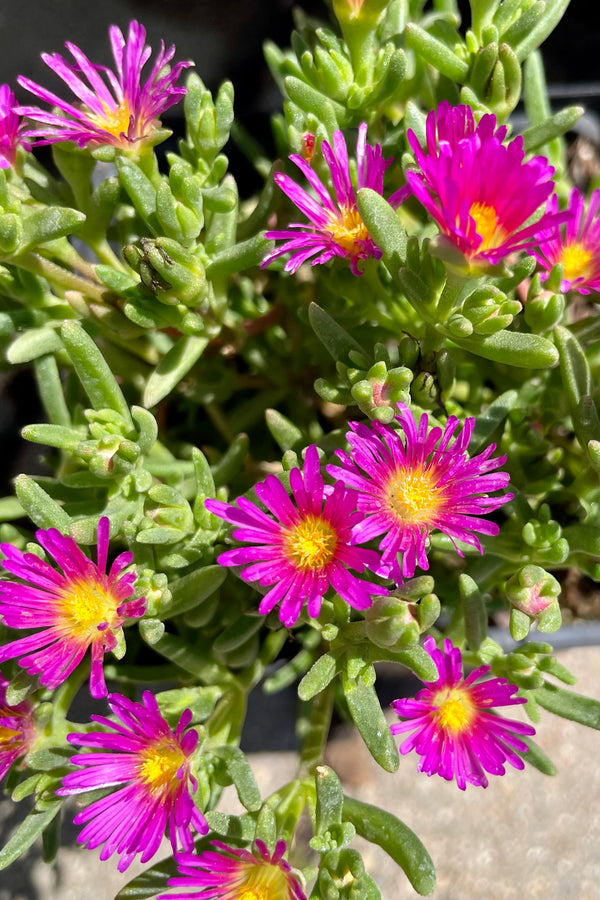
[365,596,421,650]
[506,564,562,617]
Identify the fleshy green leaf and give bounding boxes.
[60,321,132,425]
[450,328,558,368]
[143,335,210,408]
[532,682,600,730]
[0,801,62,871]
[343,797,436,895]
[357,188,407,269]
[342,670,399,773]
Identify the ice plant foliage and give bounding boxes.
[57,691,207,872]
[262,122,401,275]
[161,840,307,900]
[0,84,29,168]
[0,518,146,698]
[328,404,513,582]
[0,674,35,782]
[531,187,600,294]
[205,444,387,626]
[391,637,536,790]
[17,20,190,150]
[398,101,569,267]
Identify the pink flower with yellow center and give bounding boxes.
[160,839,306,900]
[16,20,190,150]
[327,404,513,582]
[391,637,536,789]
[57,691,207,872]
[205,444,387,627]
[0,84,30,169]
[0,518,146,698]
[0,673,36,782]
[531,187,599,294]
[396,101,569,268]
[262,122,403,276]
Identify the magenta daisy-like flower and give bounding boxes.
[205,444,387,627]
[261,122,403,275]
[16,20,190,150]
[0,84,30,168]
[397,101,569,268]
[160,840,307,900]
[531,187,600,294]
[327,404,513,582]
[57,691,207,872]
[0,673,36,782]
[0,518,146,698]
[390,637,536,790]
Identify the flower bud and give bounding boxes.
[506,564,561,617]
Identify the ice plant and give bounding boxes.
[397,101,569,268]
[57,691,207,872]
[0,518,146,698]
[0,674,36,782]
[262,122,402,275]
[327,404,513,582]
[205,444,387,626]
[0,84,29,168]
[16,20,190,150]
[160,839,307,900]
[531,187,600,294]
[390,637,536,789]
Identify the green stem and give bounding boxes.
[298,683,334,776]
[17,252,107,303]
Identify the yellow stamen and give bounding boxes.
[0,724,21,745]
[238,864,290,900]
[387,465,442,525]
[432,688,475,734]
[138,739,186,793]
[326,204,370,255]
[285,516,338,570]
[469,201,505,250]
[87,101,133,139]
[58,579,121,637]
[561,242,593,282]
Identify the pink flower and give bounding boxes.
[0,673,36,782]
[160,840,306,900]
[531,187,600,294]
[327,404,513,582]
[17,20,190,150]
[205,444,387,627]
[391,637,536,789]
[58,691,207,872]
[262,123,403,275]
[397,101,569,267]
[0,518,146,698]
[0,84,30,168]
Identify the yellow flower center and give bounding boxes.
[237,864,290,900]
[285,515,338,570]
[432,688,475,734]
[58,579,121,637]
[326,204,371,255]
[0,724,21,746]
[138,739,187,793]
[87,101,134,140]
[387,465,442,524]
[469,201,505,251]
[561,242,593,282]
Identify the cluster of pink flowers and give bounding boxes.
[207,404,513,626]
[263,103,598,295]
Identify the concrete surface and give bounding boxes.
[0,645,598,900]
